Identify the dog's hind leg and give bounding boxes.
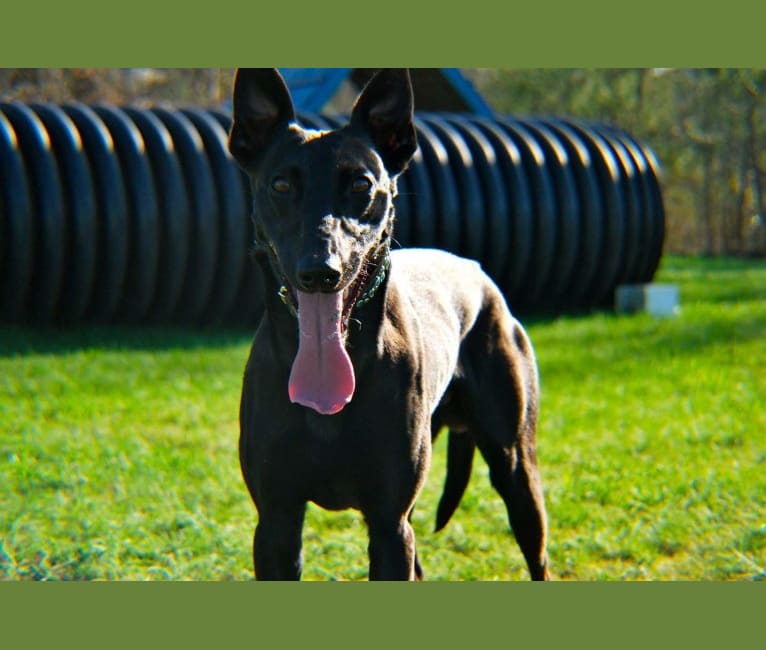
[476,436,550,580]
[436,383,549,579]
[252,505,306,580]
[461,304,550,580]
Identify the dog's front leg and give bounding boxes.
[366,517,418,580]
[253,507,306,580]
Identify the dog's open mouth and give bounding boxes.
[281,250,390,416]
[278,251,389,333]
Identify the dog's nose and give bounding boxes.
[296,260,342,293]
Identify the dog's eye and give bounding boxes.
[271,177,292,194]
[351,176,372,193]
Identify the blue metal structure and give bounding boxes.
[277,69,353,113]
[278,68,495,116]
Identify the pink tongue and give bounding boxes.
[288,291,355,415]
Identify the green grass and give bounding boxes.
[1,256,764,580]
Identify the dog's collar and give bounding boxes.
[353,251,391,309]
[277,250,391,318]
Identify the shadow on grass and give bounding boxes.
[530,254,766,370]
[5,306,764,365]
[536,307,766,381]
[656,255,766,306]
[0,325,256,358]
[3,256,764,360]
[697,285,766,306]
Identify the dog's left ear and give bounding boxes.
[350,69,417,176]
[228,68,296,171]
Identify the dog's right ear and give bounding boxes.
[228,68,296,171]
[350,69,417,176]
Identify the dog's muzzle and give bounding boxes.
[278,249,391,331]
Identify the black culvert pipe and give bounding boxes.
[61,103,129,322]
[0,104,664,325]
[121,106,191,322]
[0,110,34,321]
[2,102,67,322]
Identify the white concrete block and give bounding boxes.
[615,284,679,317]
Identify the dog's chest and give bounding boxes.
[304,410,343,442]
[299,413,362,511]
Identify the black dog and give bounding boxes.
[229,68,550,580]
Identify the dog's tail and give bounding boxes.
[434,431,475,532]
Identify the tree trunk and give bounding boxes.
[733,149,749,255]
[701,145,716,255]
[746,95,765,220]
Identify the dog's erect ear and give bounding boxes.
[350,69,417,175]
[228,68,296,170]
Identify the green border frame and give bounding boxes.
[3,583,763,647]
[2,2,764,648]
[2,1,766,66]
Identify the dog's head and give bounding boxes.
[228,68,417,414]
[229,68,416,324]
